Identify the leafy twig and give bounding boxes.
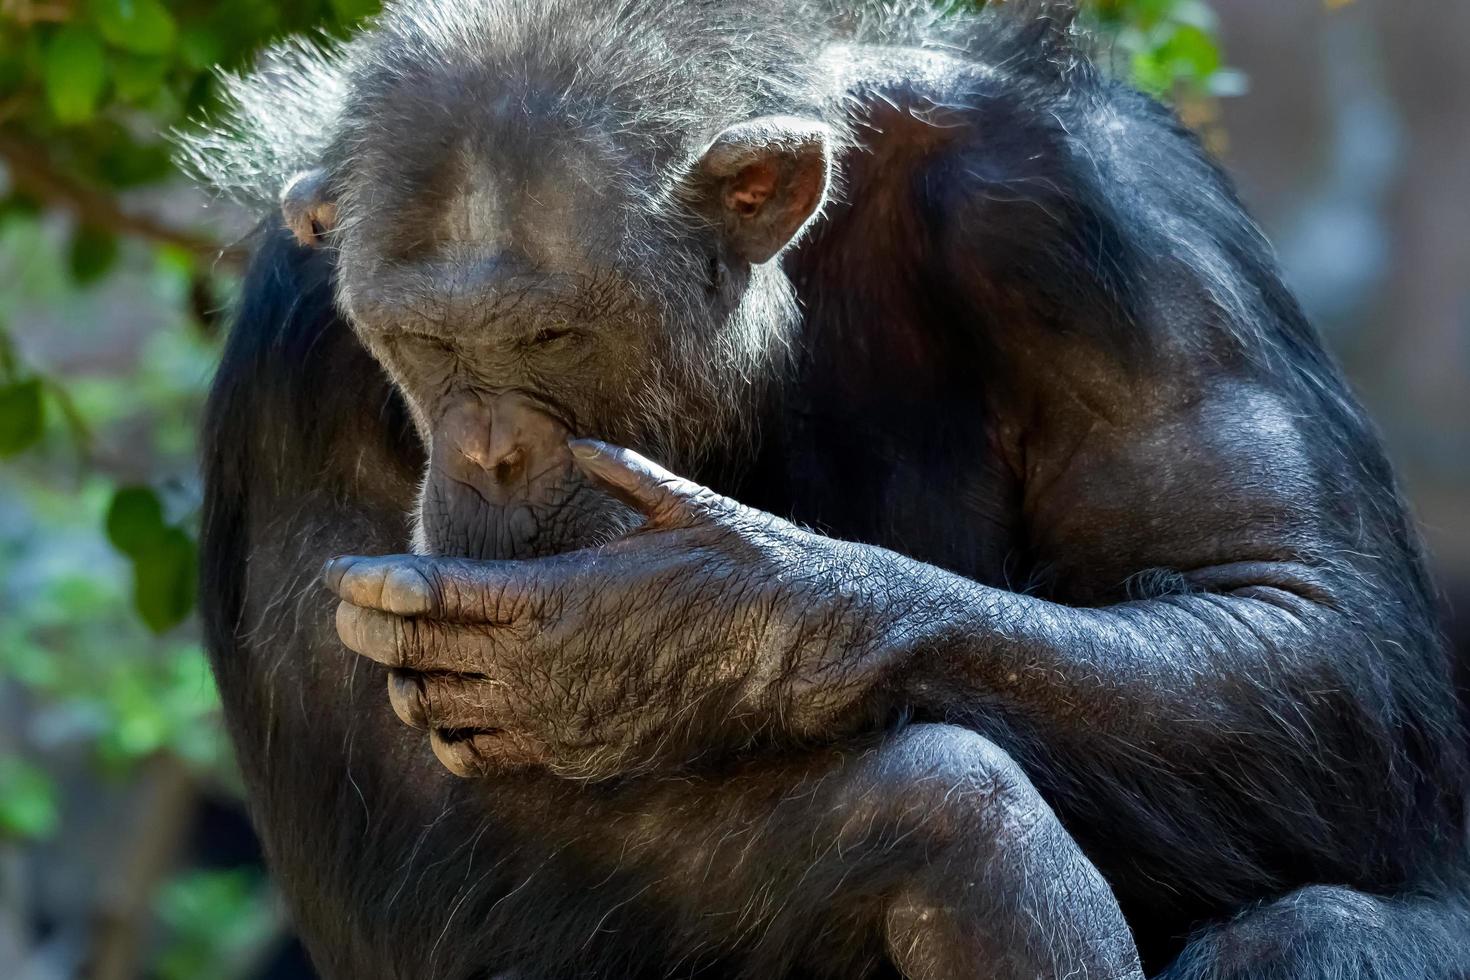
[0,133,247,267]
[0,0,74,26]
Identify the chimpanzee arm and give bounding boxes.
[832,381,1455,900]
[325,78,1461,904]
[797,77,1464,900]
[808,81,1459,899]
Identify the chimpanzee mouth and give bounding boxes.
[418,468,631,561]
[414,393,635,560]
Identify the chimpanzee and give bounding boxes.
[182,1,1470,977]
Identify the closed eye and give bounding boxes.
[529,327,577,347]
[395,331,459,358]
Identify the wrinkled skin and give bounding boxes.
[191,2,1470,978]
[323,447,1148,980]
[413,393,625,560]
[328,440,897,779]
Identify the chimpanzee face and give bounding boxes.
[281,70,832,560]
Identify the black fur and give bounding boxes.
[199,3,1470,977]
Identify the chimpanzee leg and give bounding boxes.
[869,726,1142,980]
[599,723,1142,980]
[1159,884,1470,980]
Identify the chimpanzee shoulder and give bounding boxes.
[188,5,1470,978]
[776,26,1409,574]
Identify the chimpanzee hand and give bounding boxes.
[324,440,912,780]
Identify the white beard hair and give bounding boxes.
[632,262,799,478]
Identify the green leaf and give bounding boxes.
[0,40,26,96]
[195,0,281,69]
[1130,46,1172,95]
[0,758,60,841]
[0,378,45,456]
[108,672,170,758]
[111,52,170,102]
[88,0,179,56]
[329,0,381,25]
[156,870,274,980]
[1161,23,1222,80]
[177,26,227,74]
[0,322,16,379]
[131,526,197,633]
[106,485,166,557]
[0,631,60,690]
[44,27,108,125]
[69,225,121,284]
[181,72,219,119]
[0,193,43,223]
[41,376,94,450]
[97,139,174,188]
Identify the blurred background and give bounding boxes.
[0,1,1465,977]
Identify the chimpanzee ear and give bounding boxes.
[281,169,339,247]
[681,116,833,265]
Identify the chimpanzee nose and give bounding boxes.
[466,424,527,482]
[438,392,571,501]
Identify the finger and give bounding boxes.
[386,670,429,730]
[429,728,547,778]
[568,439,723,526]
[322,555,359,595]
[324,555,436,615]
[336,601,401,665]
[429,728,495,778]
[325,555,535,623]
[335,602,490,673]
[389,669,518,732]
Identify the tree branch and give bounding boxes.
[0,0,76,28]
[0,132,248,268]
[84,754,197,980]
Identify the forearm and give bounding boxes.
[808,543,1393,774]
[907,575,1315,742]
[781,542,1443,889]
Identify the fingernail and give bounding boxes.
[568,439,602,460]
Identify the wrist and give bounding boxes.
[854,546,998,712]
[771,540,959,734]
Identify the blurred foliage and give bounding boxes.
[1086,0,1242,97]
[0,0,1226,976]
[2,3,384,974]
[0,755,59,839]
[154,869,278,980]
[949,0,1237,98]
[1,0,384,630]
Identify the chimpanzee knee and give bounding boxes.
[839,723,1041,852]
[190,3,1470,975]
[846,725,1141,980]
[1162,885,1470,980]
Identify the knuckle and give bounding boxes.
[323,555,359,593]
[430,563,461,614]
[344,558,386,602]
[392,616,425,668]
[493,577,523,622]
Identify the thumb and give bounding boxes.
[568,439,721,527]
